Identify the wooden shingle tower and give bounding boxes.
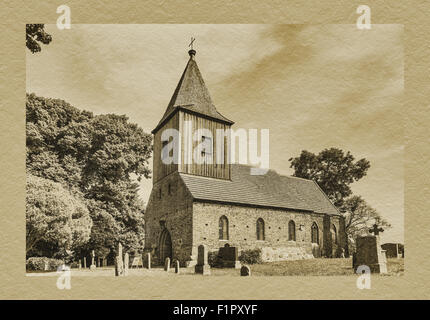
[151,48,234,183]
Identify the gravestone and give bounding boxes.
[146,253,151,269]
[124,253,129,276]
[83,257,87,269]
[131,254,143,268]
[381,243,402,258]
[195,244,211,275]
[90,250,96,271]
[311,243,321,258]
[174,260,180,274]
[164,257,171,272]
[218,244,241,268]
[115,243,124,276]
[240,265,251,276]
[78,259,82,270]
[353,224,387,274]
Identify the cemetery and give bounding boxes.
[27,225,404,277]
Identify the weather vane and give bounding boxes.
[189,37,196,50]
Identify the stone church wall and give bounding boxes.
[145,179,347,265]
[144,172,194,266]
[192,202,333,261]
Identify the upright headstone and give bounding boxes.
[83,257,87,269]
[175,260,180,274]
[219,244,241,268]
[311,243,321,258]
[195,244,211,275]
[146,252,151,270]
[90,250,96,271]
[115,243,124,276]
[353,224,387,274]
[78,259,82,270]
[164,257,171,272]
[240,265,251,276]
[124,253,129,276]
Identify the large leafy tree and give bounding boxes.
[26,93,152,258]
[289,148,370,207]
[26,174,92,256]
[26,24,52,53]
[341,195,391,248]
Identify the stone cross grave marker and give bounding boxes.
[353,223,387,274]
[195,244,211,275]
[369,223,384,236]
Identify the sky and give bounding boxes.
[26,24,404,243]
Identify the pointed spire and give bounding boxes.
[152,48,233,133]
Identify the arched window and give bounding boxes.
[256,218,265,240]
[331,224,338,245]
[288,220,296,241]
[311,222,319,244]
[219,216,229,240]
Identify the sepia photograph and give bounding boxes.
[25,23,404,281]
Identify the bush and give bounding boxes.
[239,249,262,264]
[208,251,223,268]
[26,257,64,271]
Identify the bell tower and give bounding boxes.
[152,48,234,183]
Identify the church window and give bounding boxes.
[331,224,338,245]
[168,183,171,195]
[161,140,169,161]
[201,136,212,157]
[219,215,229,240]
[158,188,162,199]
[256,218,265,240]
[288,220,296,241]
[161,137,173,161]
[311,222,319,244]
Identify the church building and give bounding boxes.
[144,48,347,266]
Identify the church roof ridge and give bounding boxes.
[179,164,340,216]
[152,50,233,134]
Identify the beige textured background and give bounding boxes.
[0,0,429,299]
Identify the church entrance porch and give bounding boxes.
[159,229,173,263]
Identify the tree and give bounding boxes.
[26,93,152,257]
[340,195,391,248]
[26,174,92,256]
[289,148,370,207]
[26,24,52,53]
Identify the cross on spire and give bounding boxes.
[369,223,384,236]
[189,37,196,50]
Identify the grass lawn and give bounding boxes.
[207,258,404,277]
[27,258,404,277]
[244,258,403,276]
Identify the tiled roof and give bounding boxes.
[179,164,340,216]
[152,53,233,133]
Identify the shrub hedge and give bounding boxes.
[26,257,64,271]
[208,251,223,268]
[238,249,262,264]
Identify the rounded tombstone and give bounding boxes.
[174,260,180,274]
[240,265,251,276]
